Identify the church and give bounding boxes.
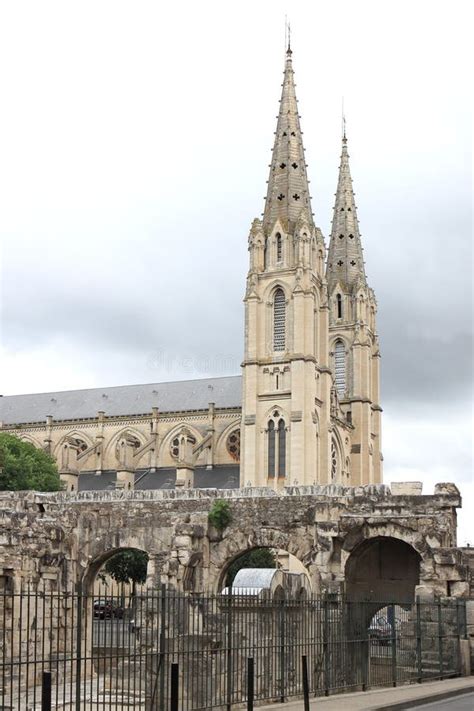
[0,45,382,493]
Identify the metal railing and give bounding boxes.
[0,585,467,710]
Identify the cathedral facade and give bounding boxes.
[0,47,382,492]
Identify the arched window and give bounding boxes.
[273,288,286,351]
[276,233,282,262]
[268,420,275,477]
[336,293,342,319]
[278,419,286,478]
[267,415,286,479]
[334,340,346,395]
[264,237,268,269]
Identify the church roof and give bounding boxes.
[326,131,367,290]
[0,375,242,425]
[263,46,314,232]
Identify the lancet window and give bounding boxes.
[267,410,286,478]
[273,288,286,351]
[334,340,346,395]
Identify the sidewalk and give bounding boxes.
[256,677,474,710]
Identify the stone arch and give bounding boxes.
[158,422,204,467]
[53,431,93,458]
[262,278,291,304]
[344,536,421,603]
[104,427,146,461]
[82,545,151,595]
[18,433,43,449]
[211,526,316,595]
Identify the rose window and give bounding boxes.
[226,429,240,462]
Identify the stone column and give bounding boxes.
[116,468,135,490]
[175,429,196,489]
[59,469,79,493]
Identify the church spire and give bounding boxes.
[327,130,367,290]
[263,47,314,233]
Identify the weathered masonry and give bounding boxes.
[0,483,470,600]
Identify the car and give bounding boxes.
[369,614,401,645]
[93,599,113,619]
[93,599,125,620]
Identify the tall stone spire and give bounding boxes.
[263,46,313,232]
[327,130,367,290]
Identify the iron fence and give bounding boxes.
[0,585,467,710]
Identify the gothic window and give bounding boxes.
[334,340,346,395]
[264,237,268,269]
[273,288,286,351]
[336,293,343,319]
[170,437,180,459]
[331,439,339,480]
[276,233,282,262]
[278,419,286,478]
[268,420,275,477]
[226,429,240,462]
[267,416,286,478]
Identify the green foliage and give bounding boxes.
[226,547,276,586]
[208,499,232,531]
[0,433,61,492]
[104,549,149,587]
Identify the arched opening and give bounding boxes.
[344,538,421,688]
[345,536,421,603]
[83,547,150,654]
[336,293,342,319]
[219,546,312,597]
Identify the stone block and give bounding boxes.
[434,483,460,496]
[390,481,423,496]
[449,581,470,598]
[173,535,192,549]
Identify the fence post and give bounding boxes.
[247,657,254,711]
[323,596,330,696]
[390,603,397,687]
[159,585,167,711]
[302,655,310,711]
[416,596,422,683]
[437,598,443,679]
[279,597,285,703]
[75,581,83,710]
[41,670,52,711]
[226,586,233,711]
[170,663,179,711]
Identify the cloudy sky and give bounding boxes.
[0,1,472,542]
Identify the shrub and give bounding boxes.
[208,499,232,531]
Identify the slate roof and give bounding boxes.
[0,375,242,425]
[78,465,240,492]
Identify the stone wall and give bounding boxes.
[0,483,469,598]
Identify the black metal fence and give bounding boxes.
[0,585,467,710]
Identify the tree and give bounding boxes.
[226,548,276,586]
[104,549,149,598]
[0,433,61,492]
